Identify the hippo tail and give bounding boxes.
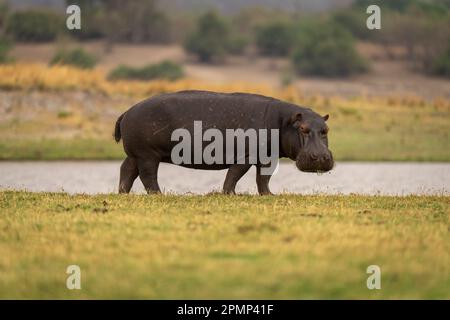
[114,112,125,143]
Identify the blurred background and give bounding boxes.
[1,0,449,95]
[0,0,449,171]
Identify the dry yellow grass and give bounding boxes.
[0,63,282,98]
[3,63,448,107]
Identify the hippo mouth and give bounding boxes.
[296,151,334,173]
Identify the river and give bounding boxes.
[0,161,449,195]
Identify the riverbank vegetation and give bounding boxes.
[0,64,448,161]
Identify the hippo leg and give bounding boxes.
[137,158,161,194]
[256,166,273,195]
[222,164,251,194]
[118,157,139,193]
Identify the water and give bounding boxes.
[0,161,448,196]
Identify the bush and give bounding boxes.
[64,0,171,43]
[255,21,294,56]
[184,11,231,62]
[292,22,368,77]
[332,10,373,40]
[432,44,450,77]
[108,60,184,81]
[6,10,62,42]
[50,48,97,69]
[0,36,13,64]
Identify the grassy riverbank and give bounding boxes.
[0,64,449,161]
[0,191,448,299]
[0,93,449,161]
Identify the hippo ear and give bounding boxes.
[290,112,302,127]
[323,114,329,121]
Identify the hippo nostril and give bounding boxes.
[310,152,319,161]
[322,154,331,162]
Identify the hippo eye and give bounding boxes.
[321,128,329,135]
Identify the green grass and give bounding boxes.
[0,93,448,161]
[0,130,448,161]
[0,191,448,299]
[0,139,124,160]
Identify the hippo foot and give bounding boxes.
[222,189,236,195]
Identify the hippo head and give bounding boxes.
[288,111,334,173]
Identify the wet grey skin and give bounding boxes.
[114,90,333,195]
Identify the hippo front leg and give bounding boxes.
[222,164,251,194]
[256,166,273,195]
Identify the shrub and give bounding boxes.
[50,48,97,69]
[292,22,368,77]
[6,10,62,42]
[255,21,294,56]
[332,10,373,40]
[432,44,450,77]
[108,60,184,81]
[184,11,231,62]
[0,36,13,64]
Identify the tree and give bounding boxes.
[292,22,368,77]
[67,0,171,43]
[184,11,231,63]
[255,21,294,56]
[6,10,62,42]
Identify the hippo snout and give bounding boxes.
[296,150,334,173]
[310,151,331,163]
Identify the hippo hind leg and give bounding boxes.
[119,157,139,193]
[222,164,251,194]
[137,158,161,194]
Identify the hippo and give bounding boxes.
[114,90,333,195]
